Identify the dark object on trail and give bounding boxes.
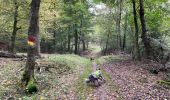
[85,74,105,87]
[149,69,159,74]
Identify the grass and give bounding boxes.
[0,54,93,99]
[0,59,23,99]
[157,80,170,89]
[88,44,101,53]
[46,54,90,69]
[74,57,93,100]
[95,55,125,65]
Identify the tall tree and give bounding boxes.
[132,0,140,60]
[122,12,127,51]
[74,24,78,54]
[22,0,41,86]
[9,0,19,53]
[115,0,123,50]
[139,0,151,58]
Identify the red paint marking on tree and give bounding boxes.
[28,35,36,42]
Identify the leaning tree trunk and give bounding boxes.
[139,0,151,58]
[10,0,19,53]
[22,0,41,86]
[132,0,140,60]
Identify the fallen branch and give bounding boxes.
[0,52,26,58]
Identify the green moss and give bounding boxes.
[157,80,170,89]
[26,78,38,94]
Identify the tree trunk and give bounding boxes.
[35,33,40,57]
[67,28,71,52]
[78,38,80,52]
[118,0,123,50]
[10,0,19,53]
[53,30,56,52]
[139,0,151,58]
[22,0,41,86]
[104,32,110,55]
[123,12,127,51]
[132,0,140,60]
[74,24,78,54]
[82,37,86,51]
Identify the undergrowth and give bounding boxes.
[0,54,93,99]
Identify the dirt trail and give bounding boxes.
[92,61,117,100]
[85,50,170,100]
[85,50,118,100]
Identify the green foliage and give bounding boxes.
[26,83,38,94]
[145,0,170,39]
[93,0,116,7]
[26,77,38,94]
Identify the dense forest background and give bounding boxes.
[0,0,170,99]
[0,0,170,57]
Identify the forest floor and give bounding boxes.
[0,49,170,99]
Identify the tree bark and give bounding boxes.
[132,0,140,60]
[104,31,110,55]
[67,27,71,52]
[74,24,78,54]
[82,35,86,51]
[123,12,127,51]
[53,30,56,52]
[139,0,151,58]
[118,0,123,49]
[35,33,40,57]
[22,0,41,86]
[10,0,19,53]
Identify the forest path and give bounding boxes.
[84,50,119,100]
[91,61,118,100]
[84,50,170,100]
